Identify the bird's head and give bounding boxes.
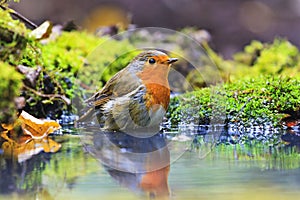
[134,50,178,69]
[129,50,178,82]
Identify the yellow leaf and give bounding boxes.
[19,110,61,140]
[42,138,61,153]
[0,111,62,162]
[16,138,61,162]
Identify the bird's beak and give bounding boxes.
[167,58,178,64]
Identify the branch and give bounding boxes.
[23,85,71,105]
[0,5,37,29]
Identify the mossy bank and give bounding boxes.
[168,39,300,127]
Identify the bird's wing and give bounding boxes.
[77,70,123,122]
[92,68,141,106]
[84,68,125,106]
[103,84,151,130]
[77,68,141,122]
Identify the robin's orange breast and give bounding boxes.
[144,83,170,111]
[137,62,171,112]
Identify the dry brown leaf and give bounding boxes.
[19,110,61,140]
[16,138,61,162]
[0,110,61,162]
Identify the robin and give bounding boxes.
[79,50,178,134]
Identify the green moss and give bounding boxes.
[38,31,137,93]
[169,76,300,126]
[167,87,212,125]
[0,61,23,123]
[26,31,105,113]
[41,31,102,73]
[0,9,28,36]
[223,76,300,124]
[0,9,29,62]
[177,38,300,139]
[187,39,300,88]
[254,39,299,74]
[234,39,300,75]
[80,37,138,90]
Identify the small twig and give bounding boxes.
[0,5,37,29]
[23,85,71,105]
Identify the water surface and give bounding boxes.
[0,128,299,200]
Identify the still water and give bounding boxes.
[0,128,299,200]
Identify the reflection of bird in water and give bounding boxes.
[90,131,171,199]
[105,166,170,199]
[79,50,177,134]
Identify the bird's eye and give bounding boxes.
[149,58,156,64]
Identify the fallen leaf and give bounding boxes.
[0,110,61,162]
[29,21,53,40]
[19,110,61,140]
[16,138,61,163]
